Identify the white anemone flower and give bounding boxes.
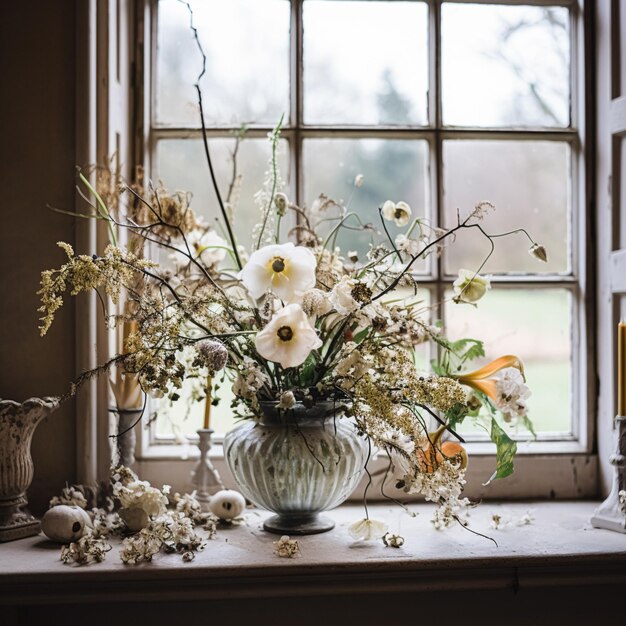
[348,518,389,542]
[382,200,412,227]
[453,269,491,303]
[255,303,322,368]
[239,243,316,301]
[170,229,227,269]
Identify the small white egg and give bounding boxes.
[41,505,92,543]
[208,489,246,520]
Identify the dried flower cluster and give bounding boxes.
[274,535,300,558]
[490,510,536,530]
[52,468,219,566]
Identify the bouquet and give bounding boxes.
[37,116,545,531]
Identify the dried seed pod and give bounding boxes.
[208,490,246,520]
[42,505,92,543]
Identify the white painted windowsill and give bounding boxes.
[1,501,625,608]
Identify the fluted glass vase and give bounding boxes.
[224,401,368,535]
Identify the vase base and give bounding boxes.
[0,514,41,543]
[263,513,335,535]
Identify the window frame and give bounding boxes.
[132,0,596,498]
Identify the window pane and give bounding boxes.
[156,0,290,126]
[304,1,428,125]
[444,288,572,436]
[442,4,570,127]
[155,373,236,440]
[155,137,290,253]
[303,139,429,261]
[443,140,570,275]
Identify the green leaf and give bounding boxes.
[430,359,448,377]
[78,171,117,246]
[448,337,485,362]
[299,353,318,387]
[445,403,470,429]
[484,417,517,485]
[353,327,370,344]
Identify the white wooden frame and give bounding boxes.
[75,0,140,483]
[125,0,597,497]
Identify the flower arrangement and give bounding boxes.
[37,111,544,534]
[36,4,545,537]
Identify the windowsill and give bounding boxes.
[2,501,625,607]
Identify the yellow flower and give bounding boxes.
[417,425,468,473]
[456,355,525,403]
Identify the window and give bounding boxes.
[138,0,593,494]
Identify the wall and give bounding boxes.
[0,0,78,513]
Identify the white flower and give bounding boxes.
[494,368,531,423]
[239,243,317,301]
[330,276,359,315]
[453,269,491,303]
[115,480,168,518]
[348,518,389,541]
[232,357,270,404]
[386,433,416,481]
[335,344,370,379]
[395,233,421,257]
[255,303,322,368]
[382,201,412,227]
[516,510,535,526]
[194,230,228,265]
[169,514,196,545]
[171,229,227,268]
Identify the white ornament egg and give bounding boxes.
[41,505,92,543]
[208,490,246,520]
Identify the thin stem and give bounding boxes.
[181,0,243,270]
[256,114,284,250]
[378,206,402,263]
[361,437,373,520]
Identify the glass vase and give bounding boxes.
[224,401,368,535]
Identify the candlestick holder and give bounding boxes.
[190,428,224,511]
[591,415,626,533]
[111,407,143,469]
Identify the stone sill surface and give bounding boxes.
[1,501,626,605]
